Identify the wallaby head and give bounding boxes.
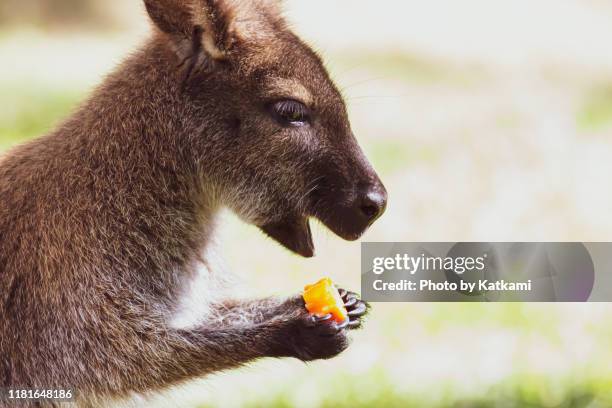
[144,0,387,257]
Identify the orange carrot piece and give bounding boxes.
[303,277,348,323]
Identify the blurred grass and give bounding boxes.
[0,83,82,150]
[577,85,612,132]
[334,52,476,85]
[195,378,602,408]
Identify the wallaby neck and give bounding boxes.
[66,38,216,207]
[36,38,222,269]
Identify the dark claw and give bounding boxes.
[310,313,333,324]
[344,297,358,308]
[337,288,347,298]
[348,319,362,329]
[334,319,350,330]
[347,302,367,317]
[316,317,349,337]
[344,292,358,301]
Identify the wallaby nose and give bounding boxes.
[357,184,388,224]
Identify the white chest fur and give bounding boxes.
[168,240,234,329]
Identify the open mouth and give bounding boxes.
[260,208,381,258]
[260,216,315,257]
[260,180,387,257]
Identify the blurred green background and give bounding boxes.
[2,1,612,407]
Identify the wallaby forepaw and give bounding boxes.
[286,309,349,361]
[275,290,369,362]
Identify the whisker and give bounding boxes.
[296,176,324,211]
[340,76,388,93]
[345,95,406,103]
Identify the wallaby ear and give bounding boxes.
[144,0,194,38]
[194,0,237,60]
[144,0,236,62]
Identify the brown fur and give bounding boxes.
[0,1,386,406]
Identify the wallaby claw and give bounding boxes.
[310,314,348,336]
[310,313,333,324]
[336,287,370,330]
[348,302,367,317]
[334,318,350,331]
[344,297,358,308]
[347,319,362,329]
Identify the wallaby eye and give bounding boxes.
[270,100,310,127]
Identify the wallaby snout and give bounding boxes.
[345,178,388,234]
[260,152,387,257]
[305,140,388,245]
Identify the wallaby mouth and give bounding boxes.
[260,181,387,257]
[260,216,315,258]
[260,169,388,257]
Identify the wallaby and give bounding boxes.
[0,0,387,406]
